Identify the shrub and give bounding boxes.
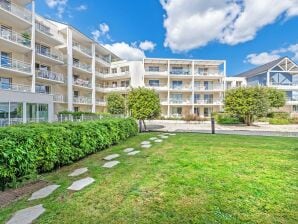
[184,114,208,122]
[0,118,137,189]
[269,118,291,125]
[267,112,290,119]
[107,93,126,115]
[214,113,242,125]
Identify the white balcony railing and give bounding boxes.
[96,99,106,106]
[53,94,65,103]
[35,20,64,43]
[0,1,32,22]
[73,62,92,73]
[194,99,223,105]
[96,56,110,65]
[36,47,64,62]
[73,78,92,88]
[0,29,31,47]
[73,42,92,56]
[0,56,31,73]
[145,83,168,90]
[0,82,31,92]
[169,98,192,104]
[195,72,224,76]
[270,83,298,89]
[170,85,192,90]
[36,70,64,83]
[144,69,168,76]
[96,84,130,92]
[73,96,92,104]
[170,69,191,76]
[194,84,223,91]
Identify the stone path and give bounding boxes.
[127,151,140,156]
[6,204,45,224]
[102,160,120,168]
[141,144,152,149]
[28,185,60,201]
[68,167,88,177]
[104,154,120,161]
[160,136,168,139]
[149,137,158,140]
[154,139,163,143]
[67,177,95,191]
[141,141,151,145]
[123,148,135,153]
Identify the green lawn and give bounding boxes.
[1,133,297,224]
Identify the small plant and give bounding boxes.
[214,112,242,125]
[21,32,31,46]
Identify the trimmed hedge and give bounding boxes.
[214,113,242,125]
[0,118,137,189]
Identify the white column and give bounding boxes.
[191,61,195,114]
[91,43,96,113]
[266,71,270,86]
[23,102,27,123]
[167,60,170,117]
[66,28,73,111]
[31,0,36,93]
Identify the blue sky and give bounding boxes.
[37,0,298,76]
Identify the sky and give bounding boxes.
[36,0,298,76]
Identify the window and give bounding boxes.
[204,94,213,103]
[10,102,23,125]
[194,94,200,103]
[226,82,232,89]
[36,63,50,71]
[172,107,182,116]
[204,81,213,90]
[112,68,117,73]
[0,102,9,126]
[0,0,11,11]
[74,107,79,112]
[36,22,51,35]
[194,81,200,88]
[204,108,212,117]
[170,93,183,103]
[1,25,12,39]
[73,58,79,64]
[236,81,242,87]
[36,43,50,56]
[112,81,117,87]
[172,80,183,89]
[35,84,50,94]
[73,91,79,97]
[120,66,129,73]
[148,66,159,72]
[149,80,160,87]
[194,107,200,115]
[38,104,48,122]
[198,67,208,75]
[0,77,11,90]
[121,80,129,87]
[171,66,183,74]
[293,105,298,112]
[1,51,11,68]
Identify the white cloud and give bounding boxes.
[45,0,68,18]
[246,43,298,65]
[75,4,87,11]
[104,42,145,61]
[92,23,110,42]
[139,41,156,51]
[160,0,298,52]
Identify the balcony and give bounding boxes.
[101,71,130,79]
[169,98,192,105]
[194,71,224,77]
[170,84,192,91]
[160,98,169,105]
[36,70,64,83]
[286,98,298,105]
[53,94,66,103]
[0,56,31,75]
[194,99,223,105]
[145,83,168,91]
[270,82,298,90]
[170,69,191,76]
[73,96,92,105]
[73,61,92,74]
[96,84,130,93]
[96,99,106,106]
[73,43,92,57]
[73,78,92,89]
[144,69,168,77]
[95,55,110,66]
[194,84,224,91]
[0,29,31,51]
[36,47,64,64]
[35,21,64,45]
[0,1,32,26]
[0,82,31,92]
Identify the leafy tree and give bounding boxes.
[266,88,286,108]
[107,93,126,115]
[128,87,161,131]
[224,87,270,126]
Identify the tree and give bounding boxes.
[128,87,161,131]
[266,88,286,108]
[224,87,270,126]
[106,93,125,115]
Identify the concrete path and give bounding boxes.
[28,185,60,201]
[6,204,45,224]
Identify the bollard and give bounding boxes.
[211,117,215,134]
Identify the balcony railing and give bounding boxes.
[73,62,92,73]
[35,21,64,43]
[169,98,192,104]
[170,69,191,75]
[0,1,32,22]
[96,56,110,65]
[145,83,168,90]
[0,29,31,47]
[0,56,31,74]
[36,70,64,83]
[53,94,66,103]
[271,82,298,87]
[194,84,223,91]
[0,82,31,92]
[73,96,92,104]
[194,99,223,105]
[96,99,106,105]
[73,78,92,88]
[170,84,192,90]
[96,84,130,92]
[36,47,64,62]
[195,72,224,76]
[73,43,92,56]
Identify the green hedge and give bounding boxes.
[214,113,242,124]
[0,118,138,189]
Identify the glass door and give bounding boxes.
[0,77,11,90]
[1,51,12,68]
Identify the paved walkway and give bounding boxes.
[146,120,298,137]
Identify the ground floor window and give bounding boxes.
[27,103,48,122]
[194,107,200,116]
[0,102,23,126]
[171,107,182,116]
[293,105,298,112]
[204,107,212,117]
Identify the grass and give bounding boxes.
[1,133,297,223]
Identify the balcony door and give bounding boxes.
[149,80,160,87]
[0,0,11,11]
[1,25,12,40]
[172,80,182,89]
[36,43,50,56]
[204,94,213,103]
[1,51,12,68]
[35,84,50,94]
[0,77,11,90]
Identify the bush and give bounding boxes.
[184,114,208,122]
[269,118,291,125]
[215,113,242,125]
[0,118,137,189]
[267,112,290,119]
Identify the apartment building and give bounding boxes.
[236,57,298,115]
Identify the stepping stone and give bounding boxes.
[104,154,120,161]
[149,137,158,140]
[169,133,176,136]
[160,136,168,139]
[28,185,60,201]
[6,204,45,224]
[123,148,134,153]
[68,167,88,177]
[127,150,140,156]
[141,144,152,149]
[154,139,163,143]
[102,161,120,168]
[141,141,151,145]
[67,177,95,191]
